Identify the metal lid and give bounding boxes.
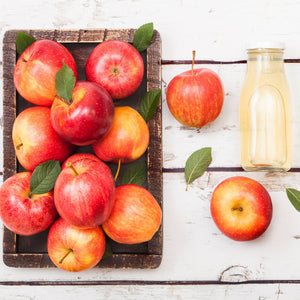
[246,41,285,50]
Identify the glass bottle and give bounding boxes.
[239,42,292,171]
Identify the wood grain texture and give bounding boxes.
[162,63,300,169]
[0,283,297,299]
[2,2,300,298]
[2,29,162,269]
[3,253,162,269]
[2,31,17,181]
[146,30,163,256]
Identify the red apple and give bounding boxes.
[166,53,224,127]
[0,172,57,236]
[102,184,162,244]
[12,106,74,171]
[61,153,100,169]
[51,81,114,146]
[85,40,144,99]
[47,218,106,272]
[14,39,78,106]
[54,158,115,228]
[210,176,273,241]
[92,106,149,163]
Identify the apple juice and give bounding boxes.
[239,44,292,171]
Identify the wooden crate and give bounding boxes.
[2,29,162,269]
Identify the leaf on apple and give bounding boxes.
[55,59,76,103]
[102,241,113,259]
[185,147,212,191]
[30,160,61,194]
[133,22,154,52]
[286,188,300,212]
[16,31,36,56]
[139,89,161,123]
[121,161,147,186]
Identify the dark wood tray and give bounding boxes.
[2,29,162,269]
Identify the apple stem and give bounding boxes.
[59,248,73,264]
[66,162,79,176]
[231,207,243,212]
[15,143,23,150]
[22,58,27,63]
[114,159,121,181]
[192,50,196,76]
[112,67,120,76]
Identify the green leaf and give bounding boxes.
[102,241,113,259]
[30,160,61,194]
[286,188,300,212]
[185,147,212,191]
[16,31,36,56]
[139,89,161,122]
[121,161,147,186]
[133,22,154,52]
[55,59,76,103]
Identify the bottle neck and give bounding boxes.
[247,49,284,73]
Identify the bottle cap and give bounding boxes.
[246,41,285,50]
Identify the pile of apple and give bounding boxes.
[0,29,162,272]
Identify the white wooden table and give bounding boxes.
[1,0,300,298]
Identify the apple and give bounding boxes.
[166,52,224,127]
[51,81,114,146]
[47,218,106,272]
[85,40,144,99]
[61,153,100,169]
[102,184,162,244]
[210,176,273,241]
[12,106,74,171]
[92,106,149,164]
[14,39,78,106]
[54,158,115,228]
[0,172,57,236]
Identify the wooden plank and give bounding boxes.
[1,171,296,281]
[3,253,162,269]
[162,63,300,169]
[146,30,163,256]
[0,283,298,299]
[3,28,136,44]
[3,0,300,60]
[2,31,17,181]
[2,29,162,269]
[160,171,300,281]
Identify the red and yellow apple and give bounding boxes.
[102,184,162,244]
[47,218,106,272]
[54,158,115,228]
[0,172,57,236]
[85,40,144,99]
[92,106,149,163]
[210,176,273,241]
[14,39,78,106]
[51,81,114,146]
[12,106,74,171]
[166,54,224,127]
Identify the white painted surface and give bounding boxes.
[162,63,300,168]
[2,0,300,298]
[0,283,299,300]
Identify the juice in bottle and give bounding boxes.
[239,43,292,171]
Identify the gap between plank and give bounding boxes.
[161,58,300,65]
[0,280,300,286]
[162,167,300,173]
